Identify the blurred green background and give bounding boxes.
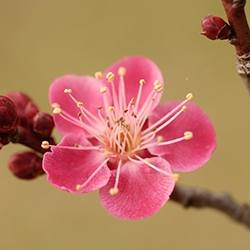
[0,0,250,249]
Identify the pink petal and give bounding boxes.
[104,56,164,110]
[49,75,103,135]
[99,157,175,220]
[43,134,111,193]
[148,101,216,172]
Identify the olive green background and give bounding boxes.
[0,1,250,249]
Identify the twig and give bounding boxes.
[171,185,250,228]
[9,126,55,154]
[222,0,250,91]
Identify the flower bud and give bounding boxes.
[201,15,232,40]
[8,151,44,180]
[6,92,39,126]
[0,96,18,133]
[33,112,54,136]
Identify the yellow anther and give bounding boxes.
[139,79,145,85]
[64,88,72,94]
[52,107,62,114]
[51,103,60,108]
[100,86,107,93]
[186,93,193,100]
[77,101,83,108]
[172,174,180,182]
[181,105,187,112]
[157,136,164,143]
[76,184,81,191]
[108,106,114,112]
[154,83,163,92]
[41,141,50,149]
[184,131,193,140]
[118,67,126,76]
[106,72,114,82]
[154,80,161,86]
[95,71,103,80]
[109,187,119,196]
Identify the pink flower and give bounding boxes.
[42,56,216,220]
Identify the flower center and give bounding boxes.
[103,111,141,160]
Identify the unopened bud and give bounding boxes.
[8,151,44,180]
[6,92,39,126]
[201,15,232,40]
[0,96,18,133]
[33,112,54,136]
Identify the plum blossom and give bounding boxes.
[42,56,216,220]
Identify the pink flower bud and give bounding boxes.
[8,151,44,180]
[6,92,39,126]
[201,15,232,40]
[33,112,54,136]
[0,96,18,133]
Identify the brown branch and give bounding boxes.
[171,185,250,228]
[222,0,250,91]
[9,126,55,155]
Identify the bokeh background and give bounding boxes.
[0,0,250,249]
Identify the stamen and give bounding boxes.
[64,88,72,94]
[106,72,119,112]
[41,141,50,149]
[137,82,162,121]
[132,155,174,178]
[109,187,119,196]
[142,93,193,135]
[52,107,62,114]
[118,67,127,109]
[118,67,126,76]
[106,72,114,82]
[100,86,107,93]
[97,106,105,122]
[142,105,186,140]
[53,108,104,142]
[63,89,102,126]
[154,80,164,93]
[109,160,122,196]
[76,158,109,191]
[140,131,194,150]
[186,93,193,100]
[134,79,145,112]
[100,86,111,117]
[95,71,103,80]
[41,140,100,151]
[184,131,193,140]
[157,136,164,143]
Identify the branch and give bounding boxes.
[202,1,250,92]
[171,184,250,228]
[221,0,250,92]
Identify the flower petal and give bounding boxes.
[104,56,164,111]
[148,101,216,172]
[99,157,175,220]
[49,75,103,135]
[43,134,111,193]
